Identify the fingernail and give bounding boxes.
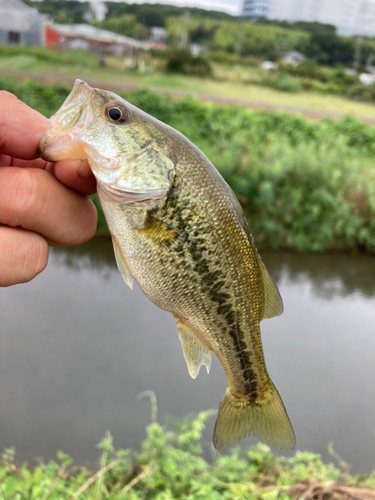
[77,158,92,177]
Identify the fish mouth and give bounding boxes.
[39,80,95,162]
[97,180,168,205]
[38,130,84,162]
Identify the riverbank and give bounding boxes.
[1,412,375,500]
[2,74,375,253]
[3,67,375,125]
[88,88,375,254]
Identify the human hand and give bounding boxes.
[0,91,97,287]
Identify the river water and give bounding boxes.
[1,238,375,473]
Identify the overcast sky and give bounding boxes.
[117,0,242,16]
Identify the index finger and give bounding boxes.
[0,91,97,195]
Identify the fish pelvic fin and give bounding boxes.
[112,236,134,289]
[174,316,212,379]
[213,381,295,451]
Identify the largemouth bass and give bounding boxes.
[39,79,295,450]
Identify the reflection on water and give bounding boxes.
[1,239,375,473]
[265,251,375,300]
[52,237,117,273]
[55,239,375,298]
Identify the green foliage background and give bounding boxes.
[3,74,375,253]
[1,411,375,499]
[95,14,146,40]
[166,17,310,60]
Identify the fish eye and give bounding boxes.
[105,104,127,123]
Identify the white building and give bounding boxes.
[266,0,375,36]
[241,0,271,20]
[0,0,47,46]
[54,24,141,55]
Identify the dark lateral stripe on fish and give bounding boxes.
[188,236,259,398]
[165,187,260,397]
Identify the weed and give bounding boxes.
[0,413,374,499]
[3,76,375,253]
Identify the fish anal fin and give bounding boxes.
[141,215,183,248]
[112,237,134,289]
[261,263,283,320]
[174,317,212,379]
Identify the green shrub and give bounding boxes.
[209,50,238,65]
[346,84,375,102]
[281,62,360,97]
[331,67,358,85]
[3,77,375,253]
[0,412,374,499]
[300,78,344,94]
[59,49,99,68]
[164,47,212,77]
[267,73,302,92]
[283,59,326,80]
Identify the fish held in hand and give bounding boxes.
[39,79,296,451]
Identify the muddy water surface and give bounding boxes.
[1,239,375,472]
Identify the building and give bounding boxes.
[241,0,270,20]
[0,0,61,47]
[54,24,141,56]
[280,50,306,65]
[266,0,375,36]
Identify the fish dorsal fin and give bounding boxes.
[261,263,283,319]
[112,236,134,289]
[174,317,212,379]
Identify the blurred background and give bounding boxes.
[1,0,375,476]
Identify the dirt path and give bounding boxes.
[3,68,375,125]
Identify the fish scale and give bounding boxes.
[39,78,296,452]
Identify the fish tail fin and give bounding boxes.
[213,381,296,451]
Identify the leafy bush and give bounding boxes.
[209,50,239,65]
[4,76,375,253]
[164,47,212,77]
[0,412,375,499]
[95,13,145,39]
[166,17,310,60]
[346,84,375,102]
[267,73,302,92]
[281,59,326,81]
[282,61,360,96]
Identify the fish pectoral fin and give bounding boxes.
[174,317,212,379]
[261,263,284,320]
[141,215,184,248]
[112,236,134,289]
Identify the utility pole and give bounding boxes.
[366,52,375,70]
[353,36,362,72]
[236,33,244,58]
[180,9,190,47]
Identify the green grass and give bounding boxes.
[2,74,375,253]
[2,52,375,119]
[1,411,375,499]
